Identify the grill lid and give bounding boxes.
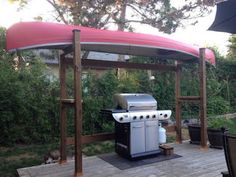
[114,93,157,111]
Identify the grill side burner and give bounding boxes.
[101,93,171,159]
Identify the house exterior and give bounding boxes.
[33,49,129,77]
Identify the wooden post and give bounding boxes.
[175,61,182,143]
[199,48,208,149]
[59,54,67,163]
[73,30,83,177]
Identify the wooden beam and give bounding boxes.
[59,54,67,164]
[82,133,115,144]
[83,59,177,71]
[66,133,115,145]
[175,61,182,143]
[61,98,75,107]
[73,30,83,177]
[199,48,208,150]
[66,126,176,145]
[178,96,200,102]
[64,57,177,71]
[62,46,73,56]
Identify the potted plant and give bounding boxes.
[188,123,201,144]
[207,118,231,149]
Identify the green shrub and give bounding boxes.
[0,58,60,145]
[229,119,236,133]
[207,96,230,115]
[208,117,233,129]
[207,118,236,134]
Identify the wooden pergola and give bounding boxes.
[60,31,208,177]
[6,22,215,177]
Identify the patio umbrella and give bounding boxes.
[208,0,236,33]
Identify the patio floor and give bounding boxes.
[17,142,227,177]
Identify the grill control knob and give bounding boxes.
[119,117,123,121]
[133,116,137,120]
[152,115,156,118]
[164,114,168,118]
[146,115,150,119]
[140,115,143,119]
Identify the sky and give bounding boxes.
[0,0,231,55]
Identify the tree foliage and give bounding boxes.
[11,0,214,33]
[227,34,236,59]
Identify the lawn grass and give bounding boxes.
[0,141,115,177]
[82,140,114,156]
[0,143,58,177]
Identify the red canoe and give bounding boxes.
[6,22,215,65]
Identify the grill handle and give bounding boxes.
[146,125,157,127]
[132,125,144,128]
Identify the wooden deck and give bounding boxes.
[17,142,227,177]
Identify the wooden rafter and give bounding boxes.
[64,57,177,71]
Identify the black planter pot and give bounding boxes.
[207,127,228,149]
[188,124,201,145]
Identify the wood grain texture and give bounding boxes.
[59,54,67,163]
[175,61,182,143]
[73,30,83,176]
[199,48,208,149]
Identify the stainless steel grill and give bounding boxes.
[112,93,171,123]
[114,93,157,110]
[101,93,171,159]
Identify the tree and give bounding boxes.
[11,0,214,33]
[227,34,236,59]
